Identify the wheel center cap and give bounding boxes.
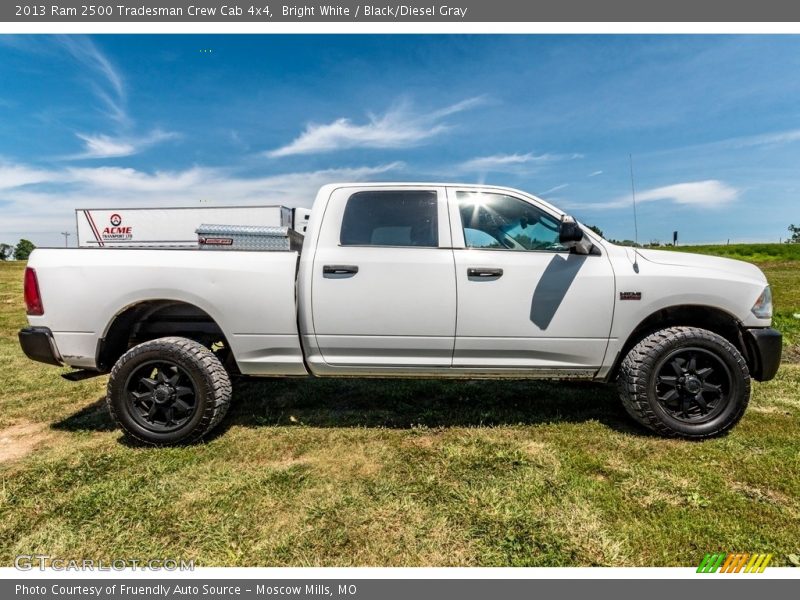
[154,385,172,404]
[684,376,701,394]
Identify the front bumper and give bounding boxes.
[18,327,62,366]
[743,327,782,382]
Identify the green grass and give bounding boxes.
[669,243,800,263]
[0,252,798,567]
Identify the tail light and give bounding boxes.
[24,267,44,316]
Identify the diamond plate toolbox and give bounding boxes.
[196,224,304,251]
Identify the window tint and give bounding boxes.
[458,192,565,252]
[340,190,439,247]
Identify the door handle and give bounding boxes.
[323,265,359,276]
[467,267,503,278]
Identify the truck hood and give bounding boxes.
[635,249,766,283]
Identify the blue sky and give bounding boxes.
[1,34,799,247]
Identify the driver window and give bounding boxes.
[457,191,566,252]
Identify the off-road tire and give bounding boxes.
[618,326,750,439]
[107,336,231,445]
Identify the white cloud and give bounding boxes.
[589,170,603,177]
[0,162,54,190]
[563,180,739,211]
[460,152,582,173]
[635,180,739,206]
[267,97,486,157]
[71,130,179,159]
[74,134,135,159]
[0,161,405,242]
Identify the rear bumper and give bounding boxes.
[18,327,62,367]
[743,327,782,382]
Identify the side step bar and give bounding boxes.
[61,370,105,382]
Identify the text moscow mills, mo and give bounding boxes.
[17,584,360,597]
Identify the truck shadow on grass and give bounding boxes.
[53,377,648,442]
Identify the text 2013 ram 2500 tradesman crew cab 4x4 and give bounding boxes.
[19,183,782,445]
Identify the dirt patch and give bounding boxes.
[520,440,561,471]
[0,421,52,463]
[782,345,800,364]
[750,405,791,415]
[729,481,791,506]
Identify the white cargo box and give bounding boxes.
[76,206,292,248]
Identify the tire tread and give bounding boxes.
[617,326,750,439]
[106,336,231,446]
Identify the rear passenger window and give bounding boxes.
[340,190,438,247]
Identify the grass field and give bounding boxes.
[0,247,798,567]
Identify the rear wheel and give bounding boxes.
[107,336,231,445]
[618,326,750,438]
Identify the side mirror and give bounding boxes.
[559,216,593,255]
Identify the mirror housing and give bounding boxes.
[559,216,594,255]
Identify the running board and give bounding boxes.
[61,369,105,382]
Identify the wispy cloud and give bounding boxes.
[589,170,603,177]
[267,97,486,157]
[538,183,569,196]
[71,130,179,159]
[38,36,178,159]
[718,128,800,150]
[460,151,582,173]
[56,36,127,126]
[564,180,739,211]
[649,128,800,159]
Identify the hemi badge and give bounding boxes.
[620,291,642,301]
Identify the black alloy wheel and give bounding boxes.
[106,337,231,445]
[618,326,750,439]
[653,347,733,424]
[125,361,198,433]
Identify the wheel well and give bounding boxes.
[608,305,747,380]
[96,301,234,373]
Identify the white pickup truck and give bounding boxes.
[19,183,781,445]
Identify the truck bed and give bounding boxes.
[26,248,307,376]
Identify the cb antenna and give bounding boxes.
[629,154,640,272]
[629,154,639,245]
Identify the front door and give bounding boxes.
[448,187,615,373]
[311,186,456,369]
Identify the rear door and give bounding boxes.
[448,187,615,373]
[310,186,456,369]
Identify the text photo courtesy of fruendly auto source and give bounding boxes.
[1,35,798,568]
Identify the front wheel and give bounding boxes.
[106,337,232,445]
[618,326,750,439]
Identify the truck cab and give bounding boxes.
[299,184,614,377]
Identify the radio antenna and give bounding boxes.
[629,154,640,272]
[629,154,639,246]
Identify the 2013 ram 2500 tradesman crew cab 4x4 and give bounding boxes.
[19,183,782,445]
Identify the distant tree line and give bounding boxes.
[589,224,800,247]
[586,225,647,247]
[0,239,36,261]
